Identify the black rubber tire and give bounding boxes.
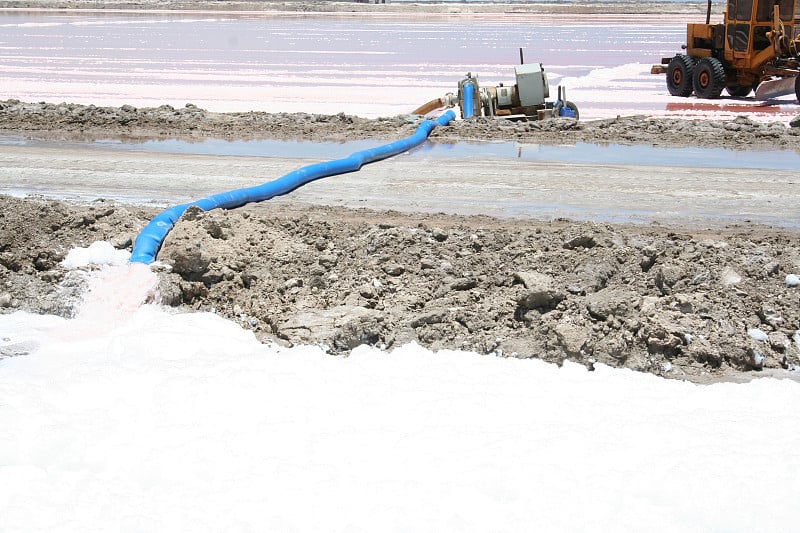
[554,100,579,120]
[693,57,726,99]
[666,55,696,97]
[795,75,800,104]
[725,84,753,97]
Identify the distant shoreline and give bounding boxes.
[0,1,723,16]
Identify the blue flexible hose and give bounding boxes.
[129,110,456,264]
[462,82,475,119]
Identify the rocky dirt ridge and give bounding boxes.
[3,99,800,150]
[2,196,799,383]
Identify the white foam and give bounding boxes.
[61,241,130,268]
[1,295,799,531]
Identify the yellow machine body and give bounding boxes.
[655,0,800,100]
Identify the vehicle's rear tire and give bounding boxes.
[795,75,800,103]
[693,57,725,99]
[666,55,696,97]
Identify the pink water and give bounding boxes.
[1,10,797,121]
[60,243,159,338]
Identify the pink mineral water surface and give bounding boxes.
[1,10,796,122]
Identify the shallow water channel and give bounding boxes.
[7,136,800,170]
[2,135,798,227]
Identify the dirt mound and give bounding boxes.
[3,99,800,150]
[3,195,799,383]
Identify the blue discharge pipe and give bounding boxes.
[129,110,456,265]
[462,82,475,119]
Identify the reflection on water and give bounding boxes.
[414,141,800,170]
[3,136,793,171]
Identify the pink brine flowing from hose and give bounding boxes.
[59,242,160,336]
[77,263,159,322]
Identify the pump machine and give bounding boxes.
[412,59,579,120]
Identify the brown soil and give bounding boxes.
[1,96,800,384]
[1,75,800,385]
[3,99,800,150]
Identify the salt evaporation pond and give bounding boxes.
[2,10,798,121]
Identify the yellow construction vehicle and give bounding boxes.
[652,0,800,100]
